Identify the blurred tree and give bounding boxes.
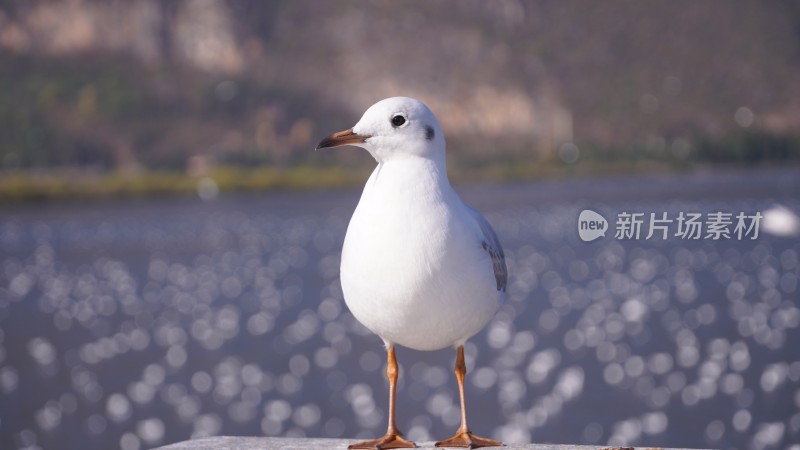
[0,0,798,173]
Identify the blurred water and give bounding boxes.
[0,169,798,450]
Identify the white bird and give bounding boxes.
[317,97,506,449]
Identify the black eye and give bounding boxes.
[391,114,406,127]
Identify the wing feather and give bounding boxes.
[464,204,507,292]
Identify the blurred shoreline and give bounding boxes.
[1,160,798,203]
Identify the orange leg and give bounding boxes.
[435,346,502,449]
[349,346,415,449]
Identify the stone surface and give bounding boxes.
[154,436,706,450]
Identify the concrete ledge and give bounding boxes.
[153,436,704,450]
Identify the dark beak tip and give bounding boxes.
[315,136,339,150]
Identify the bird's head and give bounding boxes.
[316,97,445,163]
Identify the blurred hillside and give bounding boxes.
[1,0,799,178]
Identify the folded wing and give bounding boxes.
[464,204,507,292]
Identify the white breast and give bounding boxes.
[340,159,503,351]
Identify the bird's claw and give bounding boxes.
[348,433,416,449]
[435,430,502,448]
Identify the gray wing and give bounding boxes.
[464,204,507,292]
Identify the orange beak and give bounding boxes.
[316,128,367,149]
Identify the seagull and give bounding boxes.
[317,97,506,449]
